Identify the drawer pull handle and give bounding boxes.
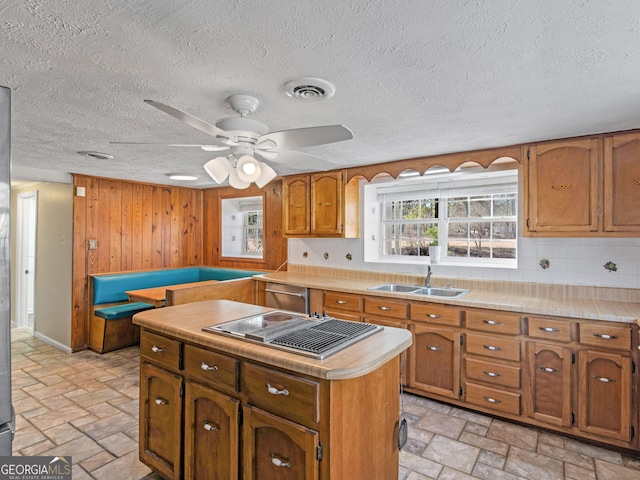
[151,345,165,353]
[482,395,501,404]
[483,371,501,377]
[266,384,289,396]
[201,362,218,371]
[483,320,502,326]
[483,345,501,351]
[379,306,392,311]
[539,367,559,373]
[427,314,441,319]
[155,398,168,405]
[270,453,292,468]
[593,333,618,340]
[539,326,560,332]
[336,300,348,305]
[551,183,572,190]
[203,421,220,432]
[427,345,442,351]
[592,375,615,383]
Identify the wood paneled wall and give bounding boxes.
[202,180,287,270]
[71,175,287,351]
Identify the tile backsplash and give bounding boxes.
[288,237,640,289]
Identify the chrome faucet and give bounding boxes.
[424,266,432,287]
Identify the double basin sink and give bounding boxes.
[368,283,468,298]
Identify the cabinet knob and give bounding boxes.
[539,366,559,373]
[483,371,501,377]
[483,345,501,351]
[336,300,347,305]
[379,306,391,311]
[270,453,292,468]
[482,395,501,404]
[201,362,219,371]
[151,345,165,353]
[592,375,615,383]
[551,183,572,190]
[427,345,442,351]
[203,421,220,432]
[266,384,289,396]
[427,314,441,319]
[539,326,560,333]
[155,398,168,405]
[482,320,501,326]
[593,333,618,340]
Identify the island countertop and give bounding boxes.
[132,299,412,380]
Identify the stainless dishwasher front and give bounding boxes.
[264,282,309,314]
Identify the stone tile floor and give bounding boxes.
[9,327,640,479]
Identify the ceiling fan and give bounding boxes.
[118,94,353,189]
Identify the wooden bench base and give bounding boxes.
[89,314,141,354]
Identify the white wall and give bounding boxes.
[11,182,73,350]
[289,236,640,289]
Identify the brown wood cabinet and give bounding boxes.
[525,138,601,234]
[282,170,359,238]
[604,132,640,232]
[138,325,403,479]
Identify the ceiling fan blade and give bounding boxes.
[269,150,337,171]
[257,125,353,151]
[144,100,238,143]
[110,142,228,150]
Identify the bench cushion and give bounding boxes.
[94,302,155,320]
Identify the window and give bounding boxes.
[243,209,263,255]
[364,168,518,268]
[221,196,263,259]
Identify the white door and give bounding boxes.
[16,191,37,329]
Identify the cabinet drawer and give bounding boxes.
[324,291,362,313]
[140,330,181,370]
[464,357,521,389]
[410,302,462,327]
[183,344,239,392]
[466,310,522,335]
[528,317,573,343]
[243,362,320,425]
[364,297,408,319]
[465,333,521,362]
[579,323,631,350]
[324,310,361,322]
[465,382,520,415]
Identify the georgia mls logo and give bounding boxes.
[0,456,72,480]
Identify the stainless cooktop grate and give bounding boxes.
[270,319,379,356]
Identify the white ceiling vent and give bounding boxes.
[284,77,336,101]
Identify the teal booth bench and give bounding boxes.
[89,266,265,353]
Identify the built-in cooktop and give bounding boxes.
[203,311,382,360]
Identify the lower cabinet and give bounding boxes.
[243,405,319,480]
[184,382,240,480]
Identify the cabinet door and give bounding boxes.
[604,133,640,231]
[311,171,343,235]
[283,175,311,235]
[410,324,461,399]
[527,138,600,233]
[578,350,632,442]
[243,405,319,480]
[184,382,240,480]
[526,342,572,428]
[140,363,183,480]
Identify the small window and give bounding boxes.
[243,210,263,255]
[364,168,518,268]
[221,196,263,259]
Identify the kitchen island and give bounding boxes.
[133,299,412,480]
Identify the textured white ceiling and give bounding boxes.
[1,0,639,188]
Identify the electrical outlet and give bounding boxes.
[88,239,97,250]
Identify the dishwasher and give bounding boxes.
[264,282,309,314]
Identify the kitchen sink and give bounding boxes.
[368,283,468,298]
[368,284,423,293]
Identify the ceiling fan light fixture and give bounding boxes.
[235,155,262,182]
[204,156,231,183]
[228,167,251,189]
[255,162,277,188]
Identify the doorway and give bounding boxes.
[15,191,37,330]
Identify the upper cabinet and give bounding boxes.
[525,132,640,237]
[283,170,359,238]
[525,138,601,235]
[604,132,640,232]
